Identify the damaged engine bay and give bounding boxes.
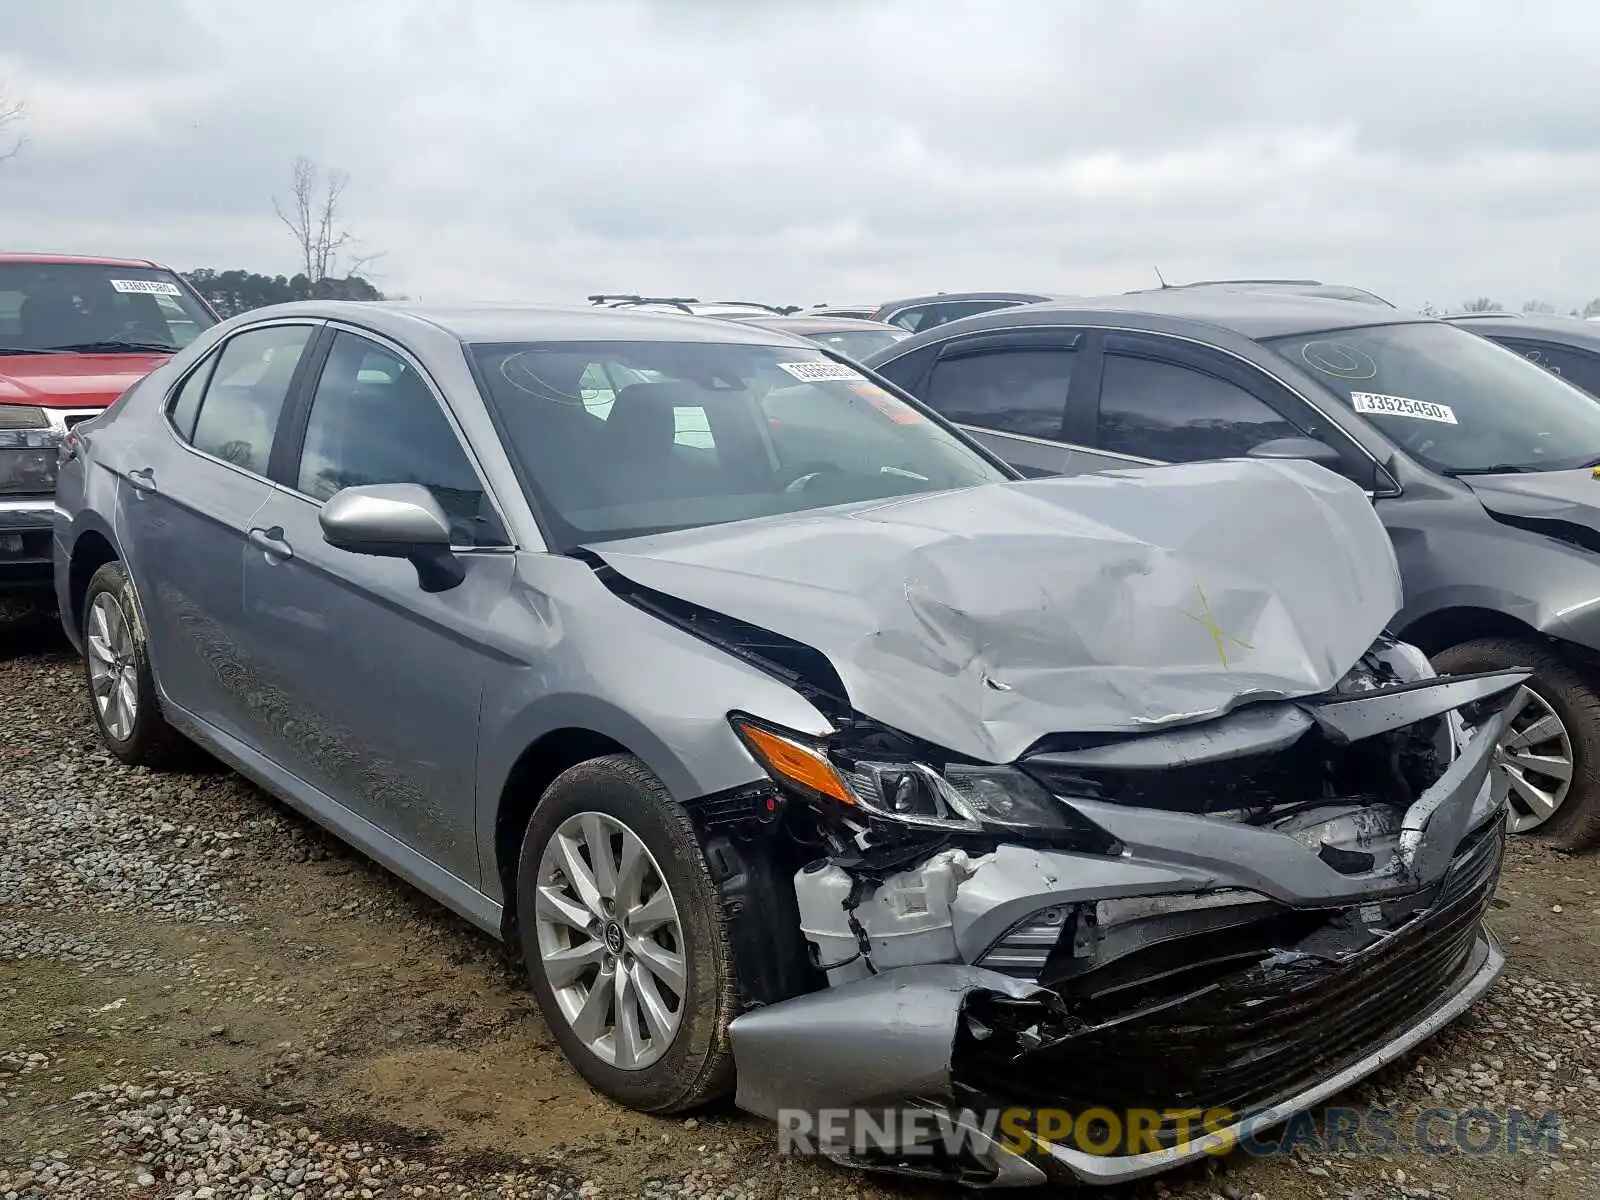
[659,616,1527,1185]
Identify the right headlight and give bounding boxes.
[0,407,63,495]
[730,714,1104,842]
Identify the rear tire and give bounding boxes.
[81,561,187,769]
[515,754,737,1112]
[1431,637,1600,852]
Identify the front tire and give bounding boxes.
[515,754,737,1112]
[81,561,186,769]
[1432,637,1600,852]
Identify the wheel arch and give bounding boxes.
[1396,605,1551,659]
[66,523,121,640]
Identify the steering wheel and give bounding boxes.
[778,462,846,494]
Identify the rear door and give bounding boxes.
[117,320,321,739]
[902,330,1088,476]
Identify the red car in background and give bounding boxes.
[0,253,218,590]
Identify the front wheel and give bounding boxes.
[1432,638,1600,852]
[514,755,737,1112]
[81,561,187,769]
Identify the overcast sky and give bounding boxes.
[2,0,1597,312]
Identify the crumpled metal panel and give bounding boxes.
[728,964,1052,1119]
[591,459,1401,762]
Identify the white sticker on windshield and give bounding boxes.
[1349,392,1457,425]
[776,360,864,383]
[109,278,182,296]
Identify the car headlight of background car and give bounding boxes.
[0,407,63,494]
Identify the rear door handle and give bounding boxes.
[126,467,156,494]
[247,526,293,560]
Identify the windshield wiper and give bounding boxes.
[44,339,175,354]
[0,346,70,356]
[1443,463,1535,476]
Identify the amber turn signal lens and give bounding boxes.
[735,722,856,806]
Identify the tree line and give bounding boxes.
[180,268,386,318]
[1446,297,1600,318]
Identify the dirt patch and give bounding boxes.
[3,632,1600,1198]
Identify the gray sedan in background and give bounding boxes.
[52,300,1520,1185]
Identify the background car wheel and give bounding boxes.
[1432,638,1600,852]
[515,754,737,1112]
[82,561,187,769]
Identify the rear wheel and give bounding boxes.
[82,561,187,768]
[515,755,737,1111]
[1432,638,1600,851]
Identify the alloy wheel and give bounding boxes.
[86,591,139,741]
[533,811,686,1070]
[1495,686,1574,833]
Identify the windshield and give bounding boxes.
[804,328,908,361]
[469,339,1009,548]
[0,262,215,355]
[1266,321,1600,474]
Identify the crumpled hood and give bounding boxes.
[592,459,1403,762]
[1459,468,1600,526]
[0,351,168,409]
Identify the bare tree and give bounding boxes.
[272,157,380,288]
[1461,297,1504,312]
[0,86,25,164]
[1523,299,1557,314]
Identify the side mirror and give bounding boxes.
[1246,436,1344,468]
[319,483,465,593]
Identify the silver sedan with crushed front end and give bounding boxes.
[53,300,1523,1185]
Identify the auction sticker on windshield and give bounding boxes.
[777,361,864,383]
[1349,392,1458,424]
[109,279,183,296]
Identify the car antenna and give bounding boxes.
[1154,266,1170,289]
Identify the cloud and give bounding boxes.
[2,0,1598,310]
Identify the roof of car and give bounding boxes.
[0,252,164,268]
[721,314,906,335]
[1445,311,1600,343]
[222,300,820,347]
[897,288,1429,343]
[1126,280,1395,306]
[877,290,1057,309]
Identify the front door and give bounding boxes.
[116,321,319,740]
[238,327,514,885]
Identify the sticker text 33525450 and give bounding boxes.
[1348,392,1458,425]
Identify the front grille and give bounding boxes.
[956,823,1503,1149]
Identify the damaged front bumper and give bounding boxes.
[733,929,1503,1185]
[727,662,1527,1186]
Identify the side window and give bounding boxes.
[673,405,715,450]
[1501,340,1600,399]
[922,347,1077,439]
[1097,351,1299,462]
[296,332,497,545]
[918,300,1022,331]
[167,354,217,442]
[189,324,314,473]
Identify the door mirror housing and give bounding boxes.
[319,483,465,592]
[1246,436,1345,468]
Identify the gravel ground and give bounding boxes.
[3,611,1600,1200]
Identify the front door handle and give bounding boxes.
[247,526,293,560]
[126,467,156,494]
